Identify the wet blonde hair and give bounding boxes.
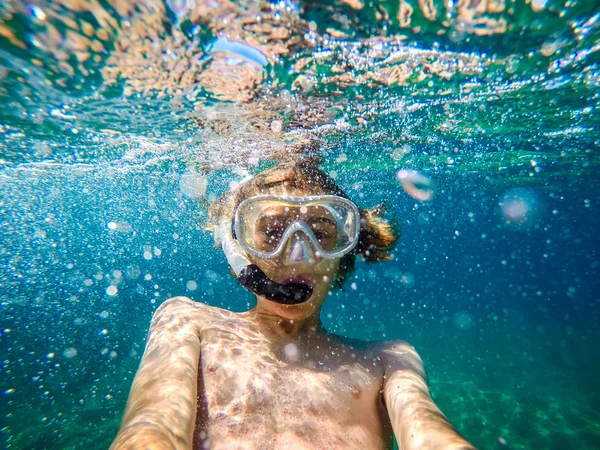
[206,158,398,286]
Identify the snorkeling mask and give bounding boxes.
[216,195,361,304]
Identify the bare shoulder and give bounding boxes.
[150,296,227,332]
[373,339,426,378]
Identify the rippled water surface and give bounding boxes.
[1,0,600,449]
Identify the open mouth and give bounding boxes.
[280,275,314,288]
[274,275,314,304]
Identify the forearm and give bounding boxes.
[111,422,176,450]
[385,370,475,450]
[112,297,202,450]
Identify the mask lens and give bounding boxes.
[235,196,359,259]
[254,214,287,252]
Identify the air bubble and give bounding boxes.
[391,146,411,160]
[499,188,541,229]
[284,343,299,362]
[180,172,208,199]
[397,169,435,201]
[453,311,473,330]
[63,347,77,358]
[270,119,283,133]
[106,286,118,296]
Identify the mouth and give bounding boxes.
[273,275,314,305]
[280,275,314,288]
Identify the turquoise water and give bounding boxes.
[1,0,600,448]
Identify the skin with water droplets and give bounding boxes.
[113,238,474,450]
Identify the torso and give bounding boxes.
[194,307,393,450]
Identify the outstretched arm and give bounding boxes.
[111,297,202,450]
[380,342,475,450]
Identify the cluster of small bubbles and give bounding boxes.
[186,280,198,291]
[397,169,435,201]
[63,347,77,358]
[83,279,93,287]
[453,311,473,330]
[179,171,208,199]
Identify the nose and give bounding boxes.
[286,235,315,265]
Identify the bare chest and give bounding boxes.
[197,326,390,449]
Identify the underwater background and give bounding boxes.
[1,0,599,449]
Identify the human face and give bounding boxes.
[248,195,344,319]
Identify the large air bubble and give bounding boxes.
[180,172,208,199]
[397,169,435,201]
[499,188,542,229]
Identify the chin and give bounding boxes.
[258,295,324,319]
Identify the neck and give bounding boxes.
[247,302,325,339]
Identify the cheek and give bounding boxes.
[314,260,341,283]
[252,258,281,278]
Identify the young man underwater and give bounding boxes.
[111,159,475,450]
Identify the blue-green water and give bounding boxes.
[1,1,600,449]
